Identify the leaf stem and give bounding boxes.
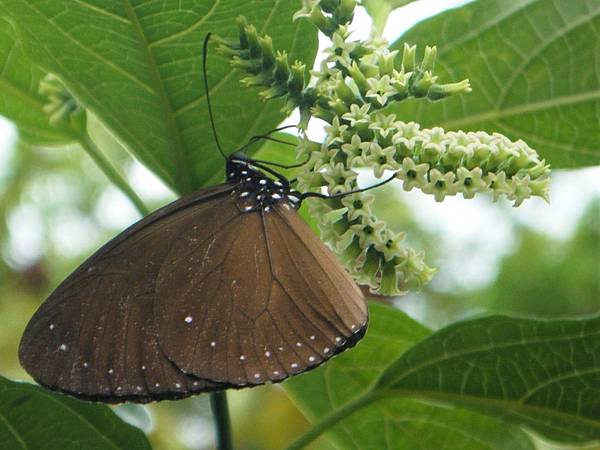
[210,391,233,450]
[284,390,381,450]
[78,134,150,216]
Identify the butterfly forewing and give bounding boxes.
[155,197,367,386]
[19,184,234,403]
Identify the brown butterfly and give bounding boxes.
[18,151,373,403]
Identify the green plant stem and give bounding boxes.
[284,390,381,450]
[78,133,150,216]
[210,391,233,450]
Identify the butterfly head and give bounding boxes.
[226,153,301,212]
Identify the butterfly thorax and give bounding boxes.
[226,154,300,212]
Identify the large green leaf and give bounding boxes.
[376,314,600,443]
[285,303,536,450]
[0,0,318,194]
[0,18,71,144]
[0,376,151,450]
[389,0,600,168]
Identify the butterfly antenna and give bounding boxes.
[299,173,397,201]
[203,33,227,160]
[235,125,298,154]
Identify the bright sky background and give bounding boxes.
[1,0,598,300]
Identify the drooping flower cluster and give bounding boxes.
[38,73,86,131]
[219,0,551,295]
[302,115,550,205]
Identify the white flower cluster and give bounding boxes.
[295,108,550,294]
[309,27,472,124]
[311,113,550,205]
[39,74,85,130]
[222,0,551,296]
[297,134,436,296]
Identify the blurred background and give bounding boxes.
[0,0,598,449]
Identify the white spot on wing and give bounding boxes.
[184,316,193,324]
[59,344,67,351]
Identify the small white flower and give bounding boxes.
[365,143,400,178]
[456,167,488,199]
[325,30,357,67]
[342,103,371,127]
[374,231,407,262]
[341,134,369,168]
[365,75,396,107]
[324,116,348,146]
[350,215,386,248]
[507,174,532,207]
[369,113,399,139]
[341,193,375,221]
[422,169,459,202]
[321,163,358,194]
[485,171,511,201]
[396,157,429,191]
[530,178,551,203]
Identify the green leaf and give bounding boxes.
[285,303,536,450]
[376,314,600,443]
[0,376,151,450]
[0,18,72,144]
[363,0,416,33]
[0,0,318,194]
[389,0,600,168]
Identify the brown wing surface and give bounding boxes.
[19,184,235,403]
[155,201,367,386]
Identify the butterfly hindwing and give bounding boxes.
[155,198,367,386]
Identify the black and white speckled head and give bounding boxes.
[226,153,301,213]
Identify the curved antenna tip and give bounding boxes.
[202,33,227,160]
